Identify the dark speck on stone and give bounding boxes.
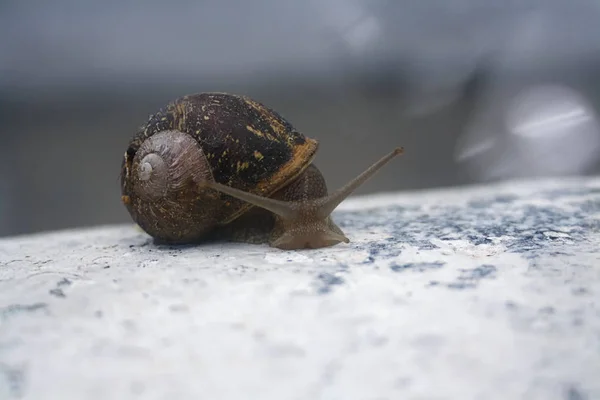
[362,256,375,264]
[336,263,349,273]
[359,240,406,263]
[468,265,497,279]
[540,306,555,315]
[315,273,344,295]
[467,235,493,245]
[0,303,48,320]
[572,287,588,295]
[566,385,587,400]
[447,265,497,289]
[49,288,66,298]
[447,282,477,290]
[494,194,518,203]
[390,262,445,273]
[572,317,584,327]
[57,278,71,286]
[368,242,388,257]
[508,235,544,253]
[551,251,574,257]
[0,363,26,398]
[417,242,439,250]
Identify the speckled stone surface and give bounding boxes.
[1,178,600,400]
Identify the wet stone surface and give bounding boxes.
[1,178,600,400]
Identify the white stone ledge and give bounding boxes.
[1,177,600,400]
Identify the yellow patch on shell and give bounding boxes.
[236,161,250,172]
[243,99,291,143]
[175,102,187,131]
[223,135,320,224]
[122,152,131,179]
[246,125,264,138]
[253,150,264,161]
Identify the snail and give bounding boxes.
[120,92,403,250]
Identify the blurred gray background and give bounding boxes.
[2,0,600,238]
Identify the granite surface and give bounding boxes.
[1,178,599,400]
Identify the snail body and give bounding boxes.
[120,92,403,249]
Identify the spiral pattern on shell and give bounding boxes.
[125,130,222,243]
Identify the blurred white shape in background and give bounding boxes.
[456,83,600,180]
[507,85,600,175]
[455,5,600,181]
[316,0,381,54]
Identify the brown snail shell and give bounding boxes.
[120,92,403,249]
